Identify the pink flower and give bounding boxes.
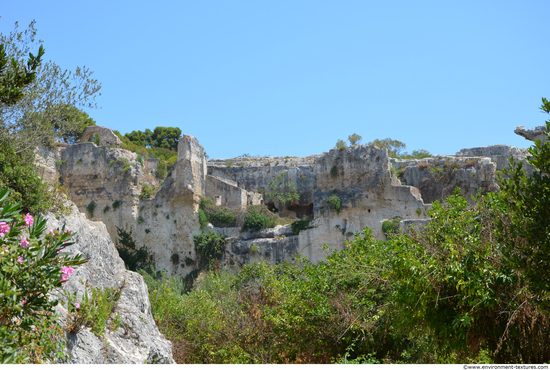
[60,265,74,283]
[24,213,34,227]
[0,222,10,237]
[57,248,65,254]
[50,228,56,235]
[17,256,23,264]
[75,302,80,309]
[20,239,29,248]
[22,299,26,306]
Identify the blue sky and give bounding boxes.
[2,1,549,159]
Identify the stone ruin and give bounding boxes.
[80,126,122,147]
[35,124,547,276]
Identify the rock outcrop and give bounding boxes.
[515,125,549,144]
[80,126,122,147]
[47,204,174,364]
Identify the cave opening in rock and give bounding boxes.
[287,203,314,219]
[266,202,278,213]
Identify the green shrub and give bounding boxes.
[103,206,110,213]
[348,133,362,146]
[140,183,156,199]
[326,195,342,213]
[250,243,259,254]
[290,218,314,235]
[76,159,83,164]
[198,209,209,229]
[122,164,131,173]
[0,187,86,363]
[145,228,151,234]
[86,201,96,218]
[416,208,422,216]
[266,172,300,204]
[199,196,215,209]
[241,205,278,232]
[330,165,338,179]
[335,139,347,150]
[64,280,124,340]
[112,200,122,210]
[115,227,155,271]
[381,218,402,235]
[109,160,115,167]
[193,231,227,269]
[0,142,70,215]
[156,158,167,179]
[137,216,145,224]
[171,253,180,265]
[137,154,144,167]
[184,257,194,266]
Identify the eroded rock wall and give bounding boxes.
[47,204,174,364]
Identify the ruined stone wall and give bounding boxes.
[206,175,262,209]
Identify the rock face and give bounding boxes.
[80,126,122,147]
[47,203,174,364]
[35,126,544,273]
[515,125,549,144]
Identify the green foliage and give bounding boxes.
[199,197,237,228]
[137,216,145,224]
[193,231,227,269]
[241,205,278,232]
[381,218,401,235]
[64,280,124,340]
[0,21,101,153]
[140,183,156,199]
[76,158,82,164]
[348,133,362,146]
[198,209,209,230]
[0,141,70,215]
[103,206,110,213]
[290,218,314,235]
[171,253,180,265]
[115,227,154,271]
[326,194,341,213]
[416,208,422,216]
[266,172,300,205]
[109,159,115,166]
[137,154,144,167]
[250,243,259,254]
[499,97,550,300]
[86,201,96,218]
[0,187,87,363]
[53,104,96,144]
[330,165,338,179]
[335,139,347,150]
[156,158,167,179]
[368,138,431,159]
[112,200,122,210]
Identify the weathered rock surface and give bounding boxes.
[515,125,549,143]
[79,126,122,147]
[47,204,174,364]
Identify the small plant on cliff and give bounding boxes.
[335,139,347,150]
[381,217,402,236]
[76,158,83,164]
[140,183,156,199]
[86,201,96,218]
[250,243,259,254]
[171,253,180,265]
[330,165,338,179]
[290,218,315,235]
[416,208,422,216]
[137,216,145,224]
[0,187,87,363]
[112,200,122,209]
[115,227,155,271]
[122,163,132,173]
[64,280,125,340]
[137,154,144,167]
[103,206,110,213]
[326,194,342,214]
[198,209,209,229]
[348,133,362,146]
[266,172,300,205]
[109,159,115,166]
[241,205,278,232]
[194,231,227,269]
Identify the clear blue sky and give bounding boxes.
[2,1,549,159]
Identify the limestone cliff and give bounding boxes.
[47,203,174,364]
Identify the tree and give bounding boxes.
[367,138,431,159]
[151,126,181,151]
[348,133,362,146]
[0,42,43,105]
[49,104,96,143]
[499,97,550,300]
[335,139,347,150]
[266,172,300,205]
[0,20,101,153]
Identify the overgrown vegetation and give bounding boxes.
[241,205,279,232]
[290,218,314,235]
[193,231,227,269]
[326,194,341,213]
[367,138,431,159]
[140,183,156,199]
[115,227,155,272]
[266,172,300,205]
[381,217,402,236]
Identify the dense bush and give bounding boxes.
[0,187,86,363]
[115,227,155,272]
[140,183,156,199]
[193,231,227,269]
[199,197,237,228]
[326,195,341,213]
[0,142,70,215]
[290,218,314,235]
[241,205,278,232]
